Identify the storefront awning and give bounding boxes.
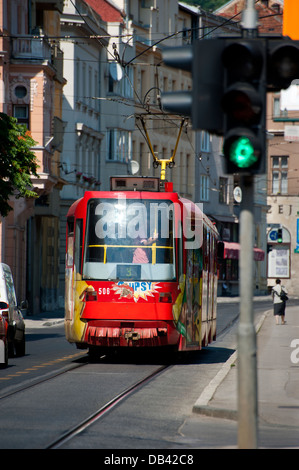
[223,242,265,261]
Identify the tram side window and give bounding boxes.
[66,218,74,267]
[203,226,209,271]
[177,223,183,277]
[74,219,83,274]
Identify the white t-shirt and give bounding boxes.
[272,284,287,304]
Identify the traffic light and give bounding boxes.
[161,40,225,134]
[221,38,266,174]
[277,228,283,243]
[161,35,299,176]
[160,46,193,117]
[267,37,299,91]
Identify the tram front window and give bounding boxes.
[83,199,176,281]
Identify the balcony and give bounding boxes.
[11,35,52,65]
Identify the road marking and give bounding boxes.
[0,351,86,382]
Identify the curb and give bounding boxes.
[192,350,238,420]
[192,311,269,420]
[24,318,64,329]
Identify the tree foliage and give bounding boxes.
[0,113,38,217]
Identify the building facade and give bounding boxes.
[217,0,299,295]
[266,86,299,295]
[215,0,286,295]
[2,0,289,314]
[0,0,66,313]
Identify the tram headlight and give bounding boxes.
[159,292,172,303]
[85,286,97,301]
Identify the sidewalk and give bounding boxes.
[192,302,299,446]
[24,308,64,329]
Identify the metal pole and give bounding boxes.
[237,0,259,449]
[241,0,258,31]
[238,176,258,448]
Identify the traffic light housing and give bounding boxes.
[161,35,299,176]
[221,36,299,174]
[160,46,193,117]
[277,228,283,243]
[161,40,225,135]
[267,37,299,91]
[222,38,266,174]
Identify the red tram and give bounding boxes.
[65,176,220,354]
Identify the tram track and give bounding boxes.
[46,364,170,449]
[0,359,87,401]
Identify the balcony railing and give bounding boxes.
[11,35,52,63]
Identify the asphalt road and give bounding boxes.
[0,299,273,449]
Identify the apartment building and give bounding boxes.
[57,0,136,304]
[215,0,285,294]
[217,0,299,295]
[2,0,288,314]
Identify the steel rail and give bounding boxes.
[46,364,170,449]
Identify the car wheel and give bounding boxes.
[15,333,25,357]
[0,339,8,368]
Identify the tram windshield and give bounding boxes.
[83,198,176,281]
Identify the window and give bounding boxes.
[109,66,133,99]
[89,66,92,107]
[94,71,98,111]
[74,219,83,274]
[13,105,29,128]
[75,59,80,101]
[14,85,27,99]
[107,129,132,162]
[271,156,288,194]
[200,175,209,201]
[201,131,210,152]
[82,62,86,104]
[66,218,74,268]
[219,177,228,204]
[163,76,168,92]
[273,96,280,117]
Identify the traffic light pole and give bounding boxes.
[238,175,258,448]
[237,1,258,449]
[161,0,299,448]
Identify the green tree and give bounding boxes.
[0,113,38,217]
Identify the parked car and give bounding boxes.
[0,301,8,368]
[0,263,25,357]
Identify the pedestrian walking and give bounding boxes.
[272,279,288,325]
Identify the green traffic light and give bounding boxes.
[229,136,258,168]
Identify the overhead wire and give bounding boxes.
[8,0,285,178]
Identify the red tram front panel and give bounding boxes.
[77,281,180,348]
